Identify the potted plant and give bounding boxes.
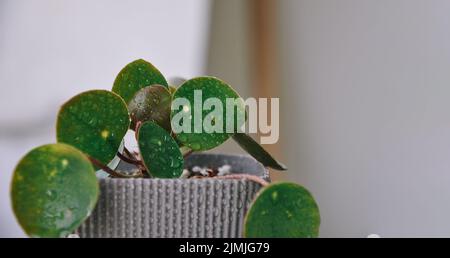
[10,59,320,238]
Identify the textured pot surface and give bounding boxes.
[76,154,268,238]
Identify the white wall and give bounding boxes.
[279,0,450,237]
[0,0,210,237]
[206,0,253,155]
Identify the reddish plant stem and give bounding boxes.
[132,151,141,160]
[135,121,142,140]
[125,148,150,177]
[117,151,141,165]
[88,156,129,178]
[123,147,135,160]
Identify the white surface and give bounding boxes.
[279,0,450,237]
[0,0,210,237]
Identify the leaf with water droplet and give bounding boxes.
[56,90,130,165]
[233,133,287,171]
[138,121,183,178]
[128,85,172,131]
[171,77,246,151]
[11,143,99,238]
[112,59,168,104]
[244,182,320,238]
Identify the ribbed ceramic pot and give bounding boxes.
[76,153,269,238]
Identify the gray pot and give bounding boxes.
[76,153,269,238]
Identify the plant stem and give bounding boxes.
[123,147,135,159]
[117,151,141,165]
[213,174,269,187]
[124,148,151,178]
[88,156,130,178]
[134,121,142,140]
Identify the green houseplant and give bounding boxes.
[10,59,320,238]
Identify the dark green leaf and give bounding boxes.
[112,59,168,103]
[128,85,172,131]
[56,90,130,165]
[233,133,287,170]
[138,121,184,178]
[11,143,99,238]
[171,77,246,151]
[244,182,320,238]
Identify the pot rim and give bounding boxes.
[100,153,270,182]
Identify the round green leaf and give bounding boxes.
[128,85,172,131]
[171,77,245,151]
[56,90,130,165]
[138,121,184,178]
[112,59,168,104]
[11,143,99,238]
[244,182,320,238]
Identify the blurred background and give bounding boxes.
[2,0,450,237]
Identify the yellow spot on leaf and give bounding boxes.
[49,169,58,177]
[272,191,278,201]
[101,130,109,139]
[61,159,69,168]
[286,210,293,219]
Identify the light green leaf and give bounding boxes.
[11,143,99,238]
